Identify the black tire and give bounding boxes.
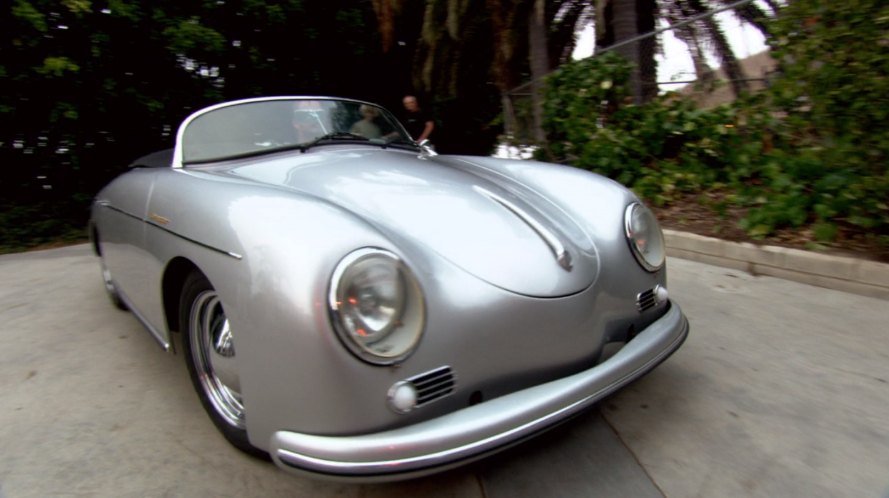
[100,258,128,311]
[179,270,267,459]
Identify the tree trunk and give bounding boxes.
[611,0,642,102]
[529,0,549,144]
[371,0,400,52]
[685,25,716,89]
[486,0,520,137]
[636,0,657,102]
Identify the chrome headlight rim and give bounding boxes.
[328,248,425,366]
[624,202,666,272]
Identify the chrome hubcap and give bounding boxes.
[190,290,244,428]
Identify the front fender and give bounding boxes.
[141,170,409,451]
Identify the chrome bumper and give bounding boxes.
[270,303,688,481]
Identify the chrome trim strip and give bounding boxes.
[271,304,688,478]
[474,187,573,271]
[277,385,596,475]
[116,285,171,351]
[96,201,243,260]
[147,222,244,260]
[97,201,140,222]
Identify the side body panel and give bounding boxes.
[93,168,170,345]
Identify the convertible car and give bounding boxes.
[90,96,688,481]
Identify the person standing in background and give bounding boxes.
[401,95,434,144]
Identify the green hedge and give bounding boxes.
[540,1,889,247]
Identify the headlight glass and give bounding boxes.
[329,248,425,364]
[624,203,666,272]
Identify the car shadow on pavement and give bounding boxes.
[471,408,664,498]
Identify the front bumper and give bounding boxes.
[270,302,688,481]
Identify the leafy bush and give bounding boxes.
[0,200,89,254]
[541,0,889,247]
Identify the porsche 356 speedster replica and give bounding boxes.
[90,96,688,481]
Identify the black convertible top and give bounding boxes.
[129,148,173,168]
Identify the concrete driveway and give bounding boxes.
[1,245,887,497]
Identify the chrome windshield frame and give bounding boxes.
[172,96,412,169]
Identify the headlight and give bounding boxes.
[329,248,425,365]
[624,202,666,272]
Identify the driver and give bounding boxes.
[291,100,330,143]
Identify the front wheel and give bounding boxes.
[180,271,266,458]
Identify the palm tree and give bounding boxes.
[720,0,774,37]
[596,0,659,103]
[547,1,591,68]
[659,0,777,99]
[660,0,717,89]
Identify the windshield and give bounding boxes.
[178,98,414,164]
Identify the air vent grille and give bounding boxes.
[407,366,456,406]
[636,288,657,312]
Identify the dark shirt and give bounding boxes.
[402,109,432,141]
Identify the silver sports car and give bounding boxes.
[90,96,688,481]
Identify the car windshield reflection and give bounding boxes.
[181,98,414,164]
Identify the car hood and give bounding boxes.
[225,148,598,297]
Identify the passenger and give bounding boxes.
[350,105,382,139]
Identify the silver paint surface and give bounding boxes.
[90,97,686,480]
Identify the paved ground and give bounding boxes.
[1,245,888,497]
